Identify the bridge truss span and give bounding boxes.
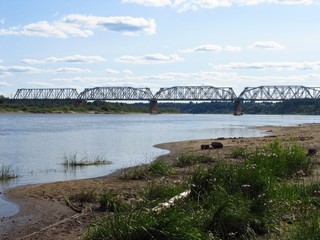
[12,88,80,105]
[78,87,154,101]
[153,86,237,101]
[13,88,79,100]
[238,85,320,101]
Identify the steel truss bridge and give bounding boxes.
[10,85,320,114]
[238,86,320,101]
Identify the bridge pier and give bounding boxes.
[233,99,242,116]
[149,99,158,114]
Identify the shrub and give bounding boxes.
[230,147,248,159]
[176,154,214,167]
[69,189,96,204]
[246,139,312,179]
[98,191,129,212]
[120,160,173,180]
[142,180,187,203]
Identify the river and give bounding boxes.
[1,113,320,218]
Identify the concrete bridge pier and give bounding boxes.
[149,99,158,114]
[233,99,242,116]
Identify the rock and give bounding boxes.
[216,137,225,140]
[211,142,223,149]
[307,148,317,156]
[201,144,210,150]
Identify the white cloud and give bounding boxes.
[212,61,320,71]
[26,82,56,87]
[122,0,171,7]
[122,0,318,11]
[105,68,120,74]
[0,18,5,25]
[249,41,285,50]
[54,67,91,73]
[0,14,156,38]
[21,59,43,64]
[63,14,156,36]
[183,44,241,53]
[0,21,93,38]
[0,65,40,73]
[116,53,184,64]
[22,55,106,64]
[0,81,11,86]
[183,44,222,53]
[47,55,106,64]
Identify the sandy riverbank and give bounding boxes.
[1,123,320,240]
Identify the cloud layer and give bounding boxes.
[22,55,106,64]
[0,14,156,38]
[116,53,184,64]
[183,44,242,53]
[249,41,285,50]
[123,0,319,11]
[212,61,320,71]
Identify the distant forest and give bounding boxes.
[157,99,320,115]
[1,95,320,115]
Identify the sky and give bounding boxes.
[1,0,320,98]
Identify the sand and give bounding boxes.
[1,123,320,240]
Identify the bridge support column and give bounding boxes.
[149,99,158,114]
[233,99,242,116]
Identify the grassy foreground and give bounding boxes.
[79,139,320,240]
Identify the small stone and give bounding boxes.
[307,148,317,156]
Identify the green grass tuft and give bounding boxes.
[0,163,18,181]
[120,160,173,180]
[62,153,112,168]
[176,154,215,167]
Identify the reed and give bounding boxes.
[0,163,18,181]
[62,153,112,168]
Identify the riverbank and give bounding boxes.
[1,123,320,239]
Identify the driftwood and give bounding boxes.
[152,190,191,213]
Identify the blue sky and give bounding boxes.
[1,0,320,97]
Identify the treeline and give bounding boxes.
[0,99,177,114]
[158,99,320,115]
[1,96,320,114]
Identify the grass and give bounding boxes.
[120,160,173,180]
[68,189,97,204]
[98,191,130,212]
[176,153,215,167]
[84,139,319,240]
[230,147,248,159]
[0,163,18,181]
[62,153,112,168]
[141,180,187,206]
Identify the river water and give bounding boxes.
[1,113,320,218]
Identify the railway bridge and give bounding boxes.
[11,85,320,115]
